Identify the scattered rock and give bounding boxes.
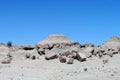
[111,74,114,76]
[103,59,109,64]
[25,54,30,59]
[84,68,87,72]
[31,55,36,60]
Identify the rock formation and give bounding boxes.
[38,34,73,45]
[36,34,95,64]
[0,34,120,64]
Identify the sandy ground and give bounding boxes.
[0,54,120,80]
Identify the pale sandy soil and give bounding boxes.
[0,54,120,80]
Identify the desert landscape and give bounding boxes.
[0,34,120,80]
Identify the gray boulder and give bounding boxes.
[1,56,12,64]
[44,48,60,60]
[45,53,58,60]
[67,57,74,64]
[59,56,66,63]
[76,52,86,62]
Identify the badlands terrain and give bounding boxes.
[0,34,120,80]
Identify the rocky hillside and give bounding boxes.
[0,34,120,64]
[0,34,120,80]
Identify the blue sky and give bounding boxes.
[0,0,120,45]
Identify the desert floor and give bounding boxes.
[0,54,120,80]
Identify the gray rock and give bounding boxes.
[105,48,118,57]
[25,54,30,59]
[59,56,66,63]
[93,47,106,57]
[45,53,58,60]
[67,57,74,64]
[31,55,36,60]
[60,51,72,57]
[38,48,45,55]
[103,59,109,64]
[84,47,94,53]
[45,48,60,60]
[1,56,12,64]
[76,52,86,62]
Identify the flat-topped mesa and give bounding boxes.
[38,34,73,45]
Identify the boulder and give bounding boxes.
[38,48,45,55]
[93,47,106,57]
[103,59,109,64]
[31,55,36,60]
[69,46,80,52]
[61,51,72,57]
[82,47,94,57]
[84,47,94,53]
[59,56,66,63]
[25,54,30,59]
[1,56,12,64]
[67,57,74,64]
[44,48,60,60]
[76,52,86,62]
[45,53,58,60]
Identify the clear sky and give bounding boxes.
[0,0,120,45]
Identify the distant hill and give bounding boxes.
[102,36,120,48]
[38,34,73,45]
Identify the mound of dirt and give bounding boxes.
[102,37,120,48]
[38,34,73,45]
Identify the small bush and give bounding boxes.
[7,41,12,47]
